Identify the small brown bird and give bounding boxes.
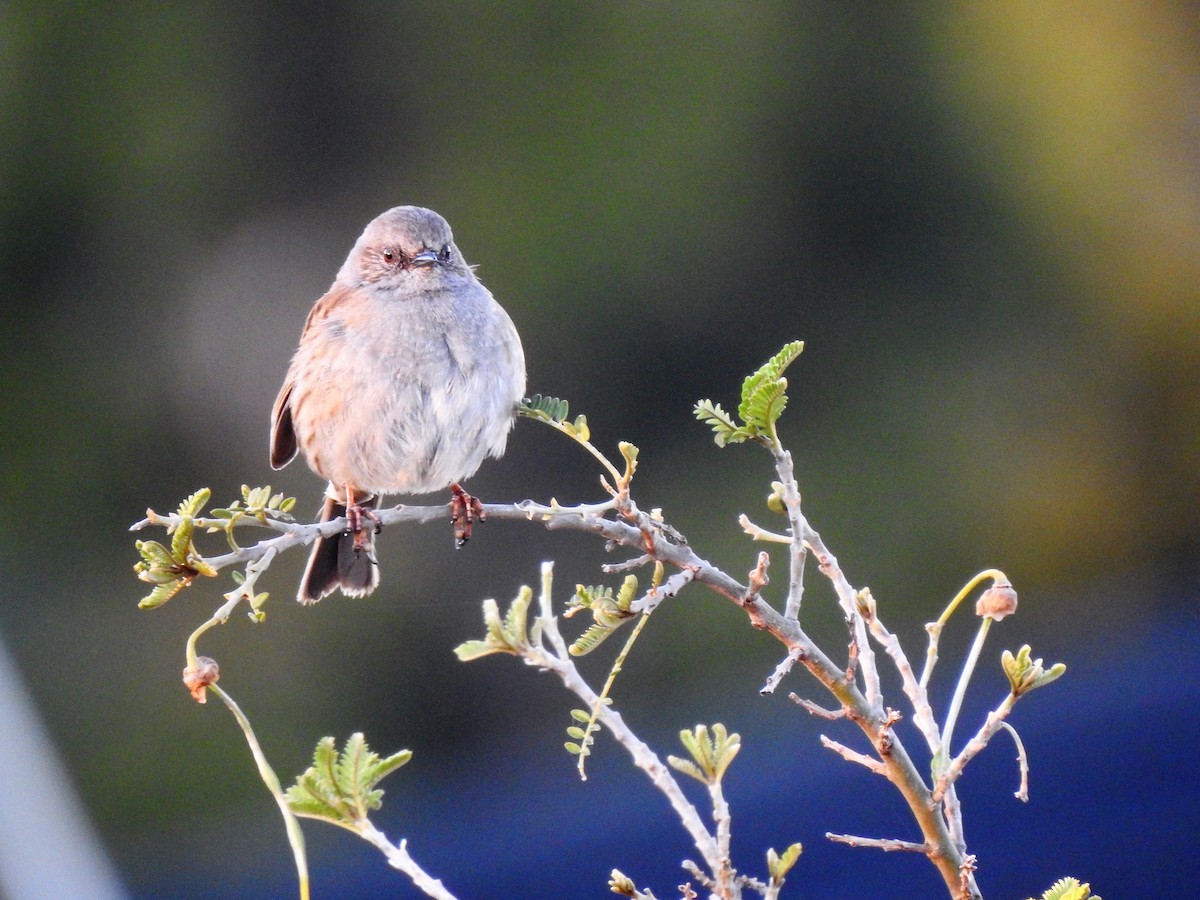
[270,206,526,603]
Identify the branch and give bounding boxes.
[826,833,929,854]
[356,823,458,900]
[858,592,941,752]
[760,649,803,696]
[800,528,882,713]
[138,472,979,897]
[819,736,887,776]
[522,565,725,877]
[143,490,973,897]
[768,447,807,623]
[932,692,1020,803]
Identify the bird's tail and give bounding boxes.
[298,494,380,603]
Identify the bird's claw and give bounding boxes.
[345,501,383,552]
[450,483,485,548]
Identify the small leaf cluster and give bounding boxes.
[1027,877,1101,900]
[285,733,412,832]
[520,394,590,441]
[565,575,640,656]
[134,488,216,608]
[228,567,270,622]
[694,341,803,447]
[667,724,741,786]
[453,586,535,661]
[208,484,296,550]
[564,703,609,760]
[1003,645,1066,697]
[608,869,656,899]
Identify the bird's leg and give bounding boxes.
[343,486,382,552]
[449,483,485,548]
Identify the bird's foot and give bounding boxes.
[345,500,383,552]
[450,483,485,548]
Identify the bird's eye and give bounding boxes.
[438,244,451,263]
[382,248,396,264]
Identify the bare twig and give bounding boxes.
[826,833,928,854]
[789,694,845,720]
[737,514,792,544]
[1000,721,1030,803]
[747,551,771,600]
[604,554,654,574]
[860,595,942,752]
[760,649,803,695]
[802,531,882,714]
[819,736,887,776]
[767,446,807,624]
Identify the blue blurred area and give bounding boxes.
[131,603,1199,899]
[2,3,1197,898]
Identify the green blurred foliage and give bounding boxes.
[0,1,1195,892]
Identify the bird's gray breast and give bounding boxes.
[354,283,514,494]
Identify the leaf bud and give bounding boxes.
[976,583,1018,621]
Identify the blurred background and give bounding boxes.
[2,2,1197,897]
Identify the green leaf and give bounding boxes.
[767,842,803,882]
[170,516,195,563]
[520,394,573,423]
[738,341,803,436]
[176,487,211,519]
[135,539,174,568]
[138,580,186,609]
[693,399,741,447]
[566,576,639,655]
[669,724,741,785]
[1002,645,1067,697]
[502,589,529,645]
[453,587,533,660]
[694,341,804,447]
[453,640,498,662]
[739,341,803,415]
[570,623,619,656]
[1027,877,1100,900]
[285,733,411,832]
[572,414,590,441]
[740,376,787,435]
[666,755,706,784]
[614,574,638,611]
[618,441,639,477]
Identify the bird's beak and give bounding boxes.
[411,249,439,268]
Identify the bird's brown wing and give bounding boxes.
[270,379,298,469]
[270,284,355,470]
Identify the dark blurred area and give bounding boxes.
[2,3,1197,898]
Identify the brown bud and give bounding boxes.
[183,656,220,703]
[976,584,1018,621]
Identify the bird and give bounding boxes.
[269,206,526,603]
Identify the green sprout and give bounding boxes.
[694,341,804,448]
[285,733,412,833]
